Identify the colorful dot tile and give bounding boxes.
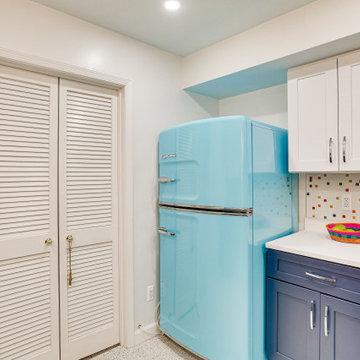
[306,173,360,222]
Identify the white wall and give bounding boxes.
[183,0,360,88]
[219,84,288,129]
[0,0,219,346]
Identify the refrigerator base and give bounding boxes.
[160,330,208,360]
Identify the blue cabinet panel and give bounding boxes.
[267,250,360,304]
[267,251,360,360]
[267,278,320,360]
[320,295,360,360]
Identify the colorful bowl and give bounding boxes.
[326,223,360,244]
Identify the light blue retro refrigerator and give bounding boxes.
[158,116,298,360]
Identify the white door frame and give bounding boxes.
[0,47,135,347]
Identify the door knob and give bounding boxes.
[66,235,73,243]
[45,238,52,246]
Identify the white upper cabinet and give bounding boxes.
[288,49,360,172]
[288,59,338,172]
[338,51,360,171]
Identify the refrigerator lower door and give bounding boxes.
[159,208,252,360]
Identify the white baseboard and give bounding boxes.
[133,322,160,346]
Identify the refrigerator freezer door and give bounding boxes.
[159,207,252,360]
[158,116,252,209]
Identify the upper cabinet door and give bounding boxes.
[288,59,338,172]
[338,51,360,171]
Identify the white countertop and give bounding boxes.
[266,230,360,268]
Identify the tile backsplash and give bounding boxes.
[306,173,360,222]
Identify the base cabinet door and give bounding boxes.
[320,295,360,360]
[267,279,320,360]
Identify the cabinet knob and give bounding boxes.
[45,238,52,246]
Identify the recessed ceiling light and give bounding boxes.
[164,0,181,11]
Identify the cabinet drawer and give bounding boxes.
[267,250,360,304]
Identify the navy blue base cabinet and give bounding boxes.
[266,250,360,360]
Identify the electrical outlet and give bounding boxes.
[146,285,154,302]
[342,194,352,210]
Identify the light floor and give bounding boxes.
[84,335,201,360]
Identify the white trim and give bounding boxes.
[134,323,159,345]
[0,47,129,89]
[0,47,135,347]
[118,82,135,347]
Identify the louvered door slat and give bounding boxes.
[0,65,58,360]
[59,79,119,360]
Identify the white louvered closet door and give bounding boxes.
[59,79,119,360]
[0,66,59,360]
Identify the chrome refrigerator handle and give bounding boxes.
[158,227,175,236]
[161,154,176,159]
[158,177,175,183]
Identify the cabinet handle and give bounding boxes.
[329,137,333,164]
[158,177,175,183]
[310,300,315,330]
[305,271,337,283]
[161,154,176,159]
[343,136,347,163]
[324,306,329,337]
[158,227,175,237]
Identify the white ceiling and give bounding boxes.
[33,0,318,56]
